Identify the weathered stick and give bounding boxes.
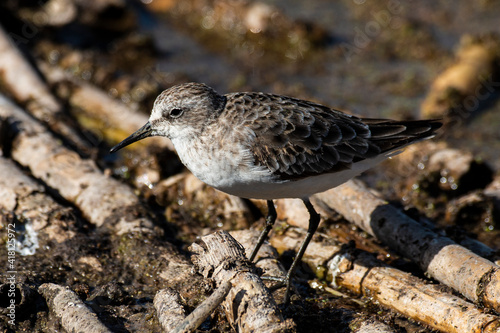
[39,283,111,333]
[171,282,232,333]
[230,229,287,282]
[0,94,155,234]
[333,251,500,333]
[39,63,174,151]
[310,179,500,312]
[0,156,76,244]
[236,229,400,332]
[189,231,292,333]
[0,26,91,154]
[272,229,500,333]
[154,288,188,332]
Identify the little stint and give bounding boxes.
[111,82,441,303]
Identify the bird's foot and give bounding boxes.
[261,275,293,305]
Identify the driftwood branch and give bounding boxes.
[0,156,76,244]
[333,251,500,333]
[304,179,500,312]
[189,231,292,333]
[0,26,91,154]
[230,229,287,283]
[272,228,500,333]
[39,283,111,333]
[234,229,399,332]
[0,94,156,235]
[154,287,191,333]
[39,62,174,151]
[173,282,232,333]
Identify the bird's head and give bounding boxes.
[110,82,226,153]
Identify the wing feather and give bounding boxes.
[227,92,441,181]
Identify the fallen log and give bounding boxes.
[154,288,187,332]
[0,156,76,244]
[0,93,155,234]
[0,26,91,155]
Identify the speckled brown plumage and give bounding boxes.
[222,92,441,181]
[111,82,442,304]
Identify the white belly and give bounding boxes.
[171,134,397,200]
[215,154,389,199]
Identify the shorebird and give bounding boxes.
[111,82,441,303]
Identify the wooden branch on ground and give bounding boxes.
[0,94,155,235]
[173,282,232,333]
[234,229,400,332]
[230,229,287,284]
[39,62,174,151]
[154,286,232,333]
[333,250,500,333]
[0,157,76,244]
[154,288,187,332]
[306,179,500,313]
[272,228,500,333]
[0,26,91,154]
[39,283,111,333]
[189,231,293,333]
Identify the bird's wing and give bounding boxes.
[228,92,440,181]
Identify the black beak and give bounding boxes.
[109,122,153,153]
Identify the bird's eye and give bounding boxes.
[169,108,184,118]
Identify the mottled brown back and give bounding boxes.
[224,92,441,181]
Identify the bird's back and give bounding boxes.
[222,92,441,184]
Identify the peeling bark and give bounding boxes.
[0,156,76,243]
[154,288,187,332]
[0,94,156,234]
[333,251,500,333]
[189,231,294,333]
[230,229,287,281]
[39,283,112,333]
[272,228,500,333]
[171,282,232,333]
[309,179,500,312]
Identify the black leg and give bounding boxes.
[249,200,277,262]
[282,198,320,304]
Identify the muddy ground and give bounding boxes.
[1,1,500,332]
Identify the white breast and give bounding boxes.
[170,133,275,192]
